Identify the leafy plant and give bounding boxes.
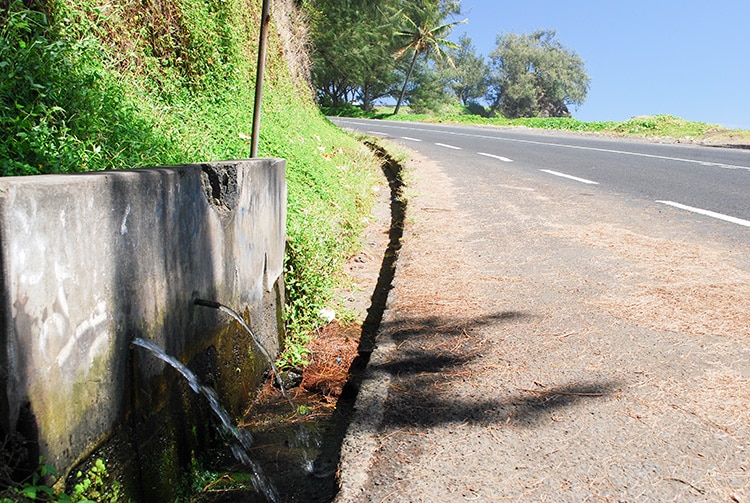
[0,456,106,503]
[1,0,383,368]
[71,458,121,503]
[178,455,256,500]
[277,336,311,370]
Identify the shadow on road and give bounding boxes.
[371,312,620,430]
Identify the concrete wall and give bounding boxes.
[0,159,286,485]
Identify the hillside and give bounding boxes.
[1,0,381,353]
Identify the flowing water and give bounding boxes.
[132,301,324,502]
[193,300,320,467]
[131,337,280,502]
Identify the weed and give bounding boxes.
[71,458,122,503]
[0,456,121,503]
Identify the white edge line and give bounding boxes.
[656,201,750,228]
[401,136,422,142]
[478,152,513,162]
[435,142,462,150]
[334,119,750,172]
[540,169,599,185]
[367,130,389,136]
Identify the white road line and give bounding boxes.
[367,130,389,136]
[338,120,750,172]
[540,169,599,185]
[478,152,513,162]
[656,201,750,228]
[435,142,462,150]
[401,136,422,142]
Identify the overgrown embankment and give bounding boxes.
[0,0,381,354]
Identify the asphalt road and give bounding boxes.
[331,118,750,235]
[332,123,750,502]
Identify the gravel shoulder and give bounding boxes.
[336,148,750,502]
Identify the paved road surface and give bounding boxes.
[333,124,750,502]
[331,118,750,234]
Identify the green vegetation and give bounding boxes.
[69,459,122,503]
[0,0,382,353]
[305,2,590,117]
[447,34,490,107]
[327,106,747,143]
[487,30,590,118]
[179,456,257,500]
[0,457,121,502]
[0,457,67,502]
[305,0,462,112]
[392,9,464,114]
[2,0,385,496]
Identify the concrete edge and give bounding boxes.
[333,313,397,503]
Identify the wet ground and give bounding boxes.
[187,145,397,503]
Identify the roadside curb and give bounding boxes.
[334,142,407,502]
[334,310,397,502]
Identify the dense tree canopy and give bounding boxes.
[487,30,590,118]
[305,0,463,111]
[305,0,400,109]
[445,34,489,106]
[305,2,590,118]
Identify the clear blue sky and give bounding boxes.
[450,0,750,129]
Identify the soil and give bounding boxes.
[198,165,395,503]
[334,148,750,502]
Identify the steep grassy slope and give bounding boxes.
[0,0,381,352]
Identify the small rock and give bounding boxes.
[274,369,303,389]
[319,307,336,323]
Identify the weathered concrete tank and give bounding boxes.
[0,159,286,500]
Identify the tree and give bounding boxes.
[305,0,465,112]
[306,0,401,109]
[446,34,489,106]
[487,30,590,118]
[404,58,458,114]
[392,9,464,115]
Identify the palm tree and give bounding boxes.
[392,13,464,115]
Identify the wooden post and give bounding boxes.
[251,0,271,158]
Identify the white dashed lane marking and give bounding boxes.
[435,142,462,150]
[540,169,599,185]
[478,152,513,162]
[656,201,750,228]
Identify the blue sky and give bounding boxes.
[450,1,750,129]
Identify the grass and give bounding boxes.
[2,0,386,497]
[1,0,382,373]
[325,105,750,146]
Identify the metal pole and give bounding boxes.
[251,0,271,158]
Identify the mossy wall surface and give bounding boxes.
[0,160,286,492]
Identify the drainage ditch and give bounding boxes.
[189,143,406,502]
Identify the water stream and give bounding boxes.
[131,337,280,502]
[193,299,295,413]
[132,300,324,502]
[193,300,319,467]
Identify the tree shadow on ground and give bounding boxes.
[379,380,620,429]
[370,312,620,430]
